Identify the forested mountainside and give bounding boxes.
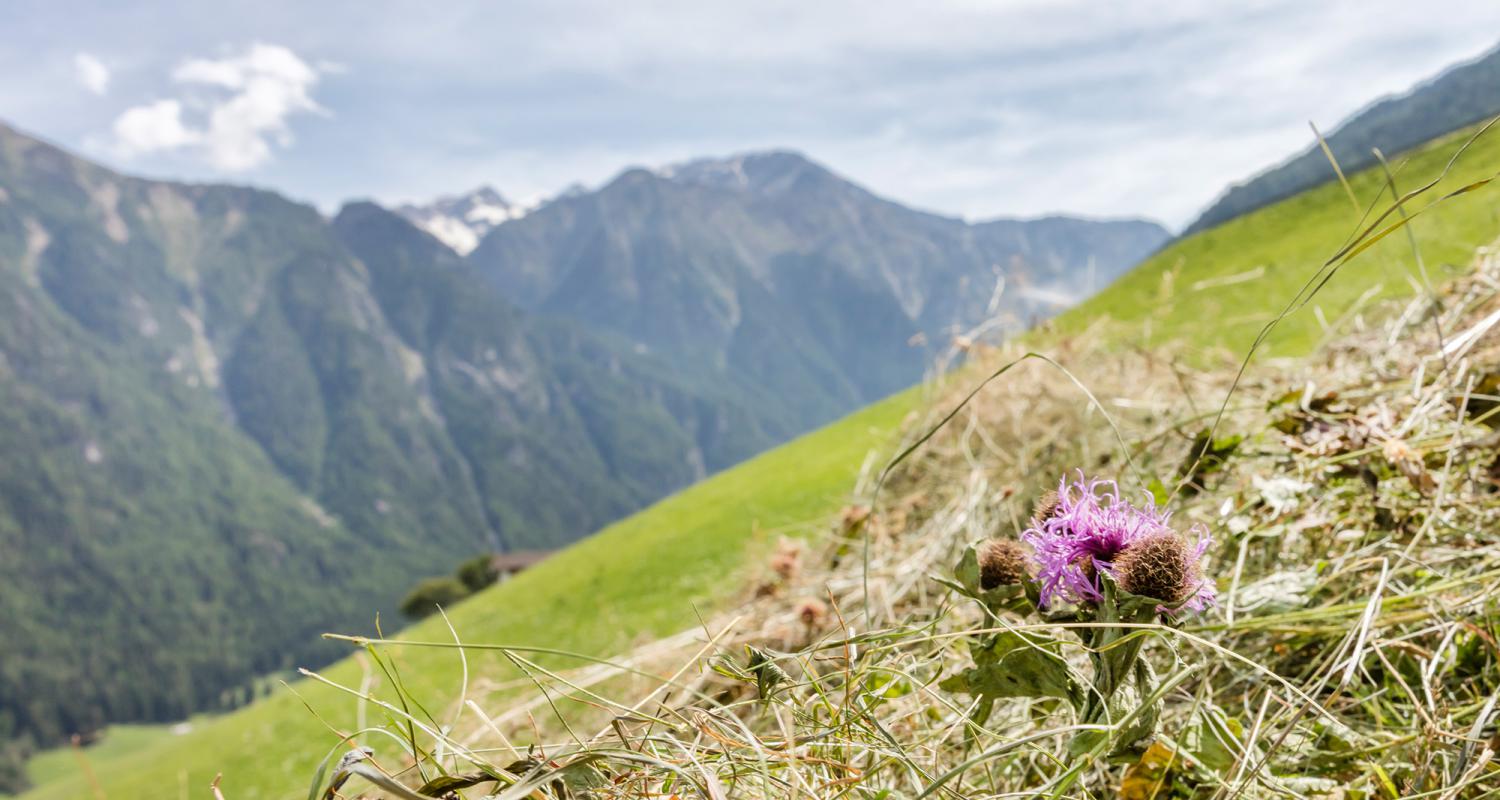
[0,119,1163,786]
[0,123,763,779]
[1186,41,1500,234]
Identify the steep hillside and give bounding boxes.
[26,99,1500,800]
[1187,41,1500,234]
[469,152,1168,426]
[0,123,402,788]
[20,386,919,799]
[1062,121,1500,356]
[330,202,788,531]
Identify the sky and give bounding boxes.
[3,1,1500,230]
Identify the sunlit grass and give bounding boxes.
[1056,122,1500,357]
[24,723,177,790]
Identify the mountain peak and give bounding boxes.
[393,185,537,255]
[655,150,827,193]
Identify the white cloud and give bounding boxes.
[109,43,326,172]
[113,99,200,154]
[74,52,110,95]
[34,1,1500,223]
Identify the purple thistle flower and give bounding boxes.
[1021,472,1214,613]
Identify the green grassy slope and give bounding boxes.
[23,119,1500,800]
[24,722,182,789]
[1056,122,1500,356]
[22,389,918,800]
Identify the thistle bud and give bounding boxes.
[768,538,802,581]
[1113,532,1195,604]
[795,597,828,629]
[978,539,1028,589]
[1030,490,1062,526]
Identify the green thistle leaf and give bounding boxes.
[940,629,1082,706]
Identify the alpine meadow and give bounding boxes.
[5,6,1500,800]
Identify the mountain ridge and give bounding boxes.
[1185,40,1500,235]
[0,120,778,785]
[465,150,1167,411]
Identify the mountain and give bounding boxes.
[1185,42,1500,235]
[468,151,1168,424]
[394,186,533,255]
[0,123,768,786]
[0,122,410,782]
[328,202,789,533]
[0,121,1162,788]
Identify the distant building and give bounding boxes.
[489,550,553,581]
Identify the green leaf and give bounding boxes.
[746,645,790,702]
[954,544,985,593]
[1182,707,1246,774]
[1146,478,1170,506]
[1117,657,1160,752]
[417,772,496,796]
[1175,428,1243,494]
[709,657,751,683]
[1068,658,1163,760]
[942,629,1081,706]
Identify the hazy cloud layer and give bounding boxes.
[5,1,1500,226]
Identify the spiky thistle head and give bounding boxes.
[978,539,1029,589]
[1114,530,1215,612]
[1021,472,1210,611]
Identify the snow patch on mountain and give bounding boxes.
[394,186,538,255]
